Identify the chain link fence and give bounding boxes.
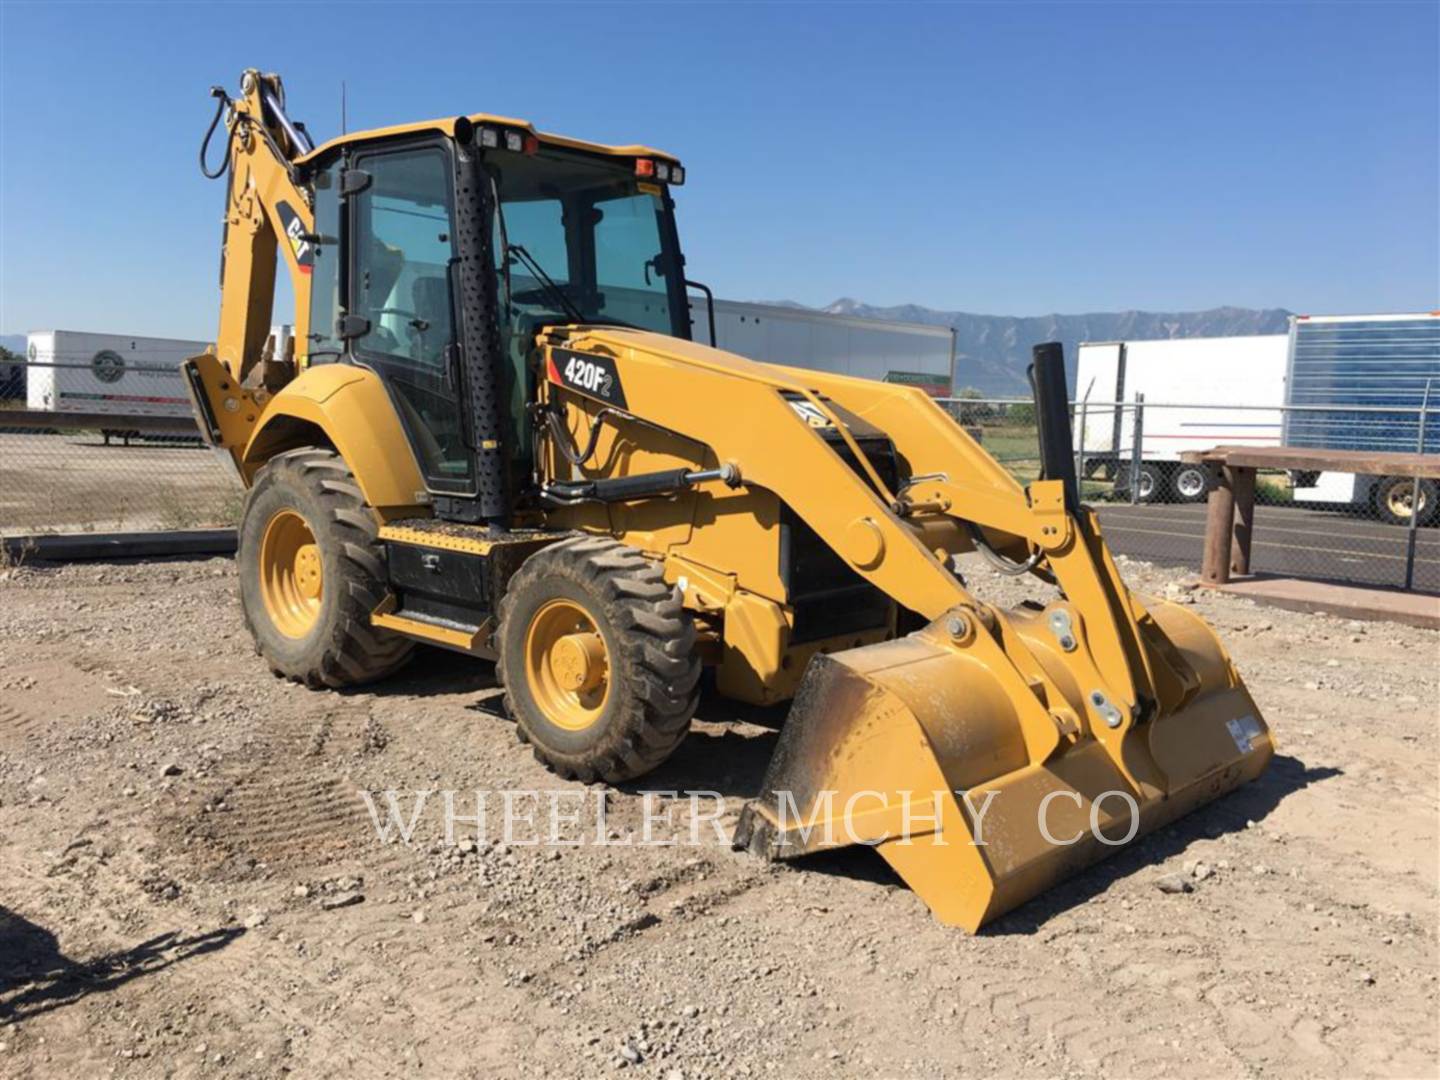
[0,408,242,539]
[2,356,241,545]
[3,375,1436,594]
[937,395,1439,594]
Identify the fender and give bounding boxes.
[241,364,429,517]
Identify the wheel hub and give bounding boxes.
[525,599,611,731]
[259,509,323,638]
[552,631,606,693]
[295,544,322,599]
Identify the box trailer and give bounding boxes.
[1284,312,1440,525]
[26,330,205,419]
[1074,335,1290,502]
[688,298,956,395]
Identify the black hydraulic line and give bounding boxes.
[199,87,233,179]
[964,520,1044,577]
[543,465,737,506]
[546,406,617,468]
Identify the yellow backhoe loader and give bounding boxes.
[184,70,1273,931]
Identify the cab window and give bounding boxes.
[351,145,472,491]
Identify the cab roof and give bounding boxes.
[297,112,679,167]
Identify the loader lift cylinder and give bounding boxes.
[1030,341,1080,511]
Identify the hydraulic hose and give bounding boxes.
[964,520,1044,577]
[546,406,612,468]
[199,87,233,179]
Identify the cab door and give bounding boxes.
[345,142,474,495]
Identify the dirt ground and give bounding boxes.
[0,551,1436,1079]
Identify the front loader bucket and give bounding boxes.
[734,599,1273,932]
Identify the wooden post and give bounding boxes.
[1201,463,1235,585]
[1230,466,1256,577]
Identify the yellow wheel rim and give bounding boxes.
[524,598,610,732]
[259,509,323,638]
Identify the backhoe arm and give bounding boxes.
[210,70,315,385]
[184,70,316,459]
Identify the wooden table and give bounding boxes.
[1178,445,1440,585]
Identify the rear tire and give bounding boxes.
[497,536,701,783]
[1374,476,1438,527]
[239,447,413,688]
[1171,463,1210,503]
[1120,461,1165,503]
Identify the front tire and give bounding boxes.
[239,447,413,688]
[497,536,701,783]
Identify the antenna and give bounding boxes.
[341,80,347,135]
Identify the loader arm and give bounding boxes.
[543,326,1272,931]
[543,327,1151,758]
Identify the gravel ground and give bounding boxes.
[0,552,1436,1078]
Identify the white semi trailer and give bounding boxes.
[26,330,204,419]
[1075,314,1440,523]
[1074,335,1289,502]
[688,298,955,396]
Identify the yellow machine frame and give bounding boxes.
[185,70,1274,932]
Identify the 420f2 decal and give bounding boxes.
[547,348,628,408]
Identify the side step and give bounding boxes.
[373,520,567,657]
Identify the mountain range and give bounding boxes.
[782,300,1293,395]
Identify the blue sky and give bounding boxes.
[0,1,1436,339]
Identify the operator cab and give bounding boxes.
[297,121,694,523]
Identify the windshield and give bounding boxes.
[489,147,687,338]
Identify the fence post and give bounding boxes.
[1129,393,1145,506]
[1403,379,1433,591]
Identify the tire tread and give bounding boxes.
[496,536,700,783]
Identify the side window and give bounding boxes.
[499,196,569,288]
[353,148,456,370]
[306,163,343,363]
[593,193,660,289]
[593,192,670,327]
[352,146,472,491]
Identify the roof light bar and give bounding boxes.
[477,125,538,155]
[635,158,685,185]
